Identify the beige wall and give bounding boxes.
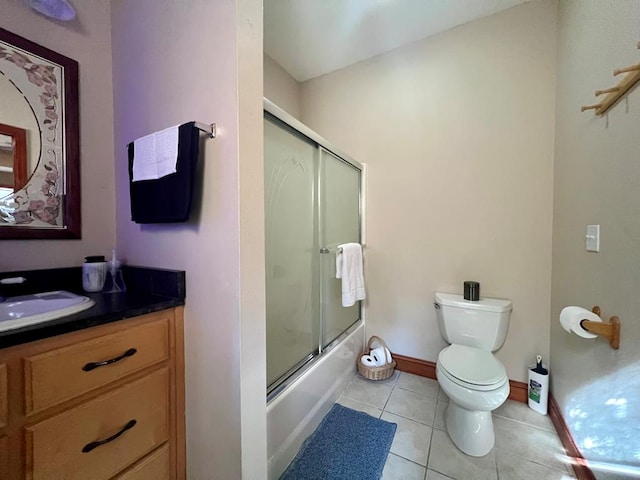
[264,53,301,119]
[551,1,640,476]
[300,0,557,382]
[0,2,115,269]
[110,1,265,479]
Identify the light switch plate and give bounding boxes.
[586,224,600,252]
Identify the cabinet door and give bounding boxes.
[0,436,8,480]
[0,363,6,429]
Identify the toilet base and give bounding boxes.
[445,402,495,457]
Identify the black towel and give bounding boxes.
[128,122,199,223]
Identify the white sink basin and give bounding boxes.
[0,291,95,332]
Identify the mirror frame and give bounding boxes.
[0,27,80,239]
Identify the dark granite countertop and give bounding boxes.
[0,265,185,349]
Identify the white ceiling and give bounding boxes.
[264,0,531,82]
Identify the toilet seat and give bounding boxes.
[438,344,507,391]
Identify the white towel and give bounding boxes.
[132,125,180,181]
[370,347,387,366]
[336,242,365,307]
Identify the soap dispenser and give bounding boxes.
[103,249,126,293]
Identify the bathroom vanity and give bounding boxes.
[0,266,185,480]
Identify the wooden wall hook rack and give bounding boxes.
[580,306,621,350]
[582,42,640,116]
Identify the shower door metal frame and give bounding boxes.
[264,98,365,399]
[264,99,364,172]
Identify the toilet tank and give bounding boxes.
[434,292,512,351]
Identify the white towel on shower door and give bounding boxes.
[336,243,366,307]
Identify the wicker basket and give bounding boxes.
[357,336,396,381]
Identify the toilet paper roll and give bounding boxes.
[370,347,387,366]
[360,355,376,367]
[560,306,601,339]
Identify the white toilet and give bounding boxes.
[434,292,512,457]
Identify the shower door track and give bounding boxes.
[267,320,363,402]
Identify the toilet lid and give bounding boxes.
[438,345,507,386]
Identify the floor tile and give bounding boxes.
[333,371,573,479]
[359,369,401,385]
[385,387,438,425]
[381,412,432,466]
[336,396,382,418]
[434,400,447,431]
[438,388,449,403]
[428,429,498,480]
[342,376,394,409]
[495,449,576,479]
[493,399,554,431]
[426,469,454,480]
[493,416,569,473]
[396,372,439,398]
[382,453,427,480]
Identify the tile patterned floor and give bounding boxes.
[337,371,577,480]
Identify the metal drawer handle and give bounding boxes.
[82,348,137,372]
[82,419,137,453]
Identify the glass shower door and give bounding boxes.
[320,148,361,347]
[264,115,320,387]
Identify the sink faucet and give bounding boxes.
[0,276,27,301]
[0,276,27,285]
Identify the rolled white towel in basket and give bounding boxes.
[370,347,387,366]
[370,340,393,363]
[360,355,377,367]
[358,336,395,381]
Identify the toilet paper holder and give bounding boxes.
[581,306,621,350]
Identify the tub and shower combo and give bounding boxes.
[263,100,366,479]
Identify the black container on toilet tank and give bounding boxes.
[464,281,480,301]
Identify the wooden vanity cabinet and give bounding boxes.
[0,363,7,428]
[0,435,8,480]
[0,363,7,479]
[0,307,185,480]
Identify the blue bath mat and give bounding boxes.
[280,403,397,480]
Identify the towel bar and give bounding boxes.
[194,122,216,138]
[320,245,366,254]
[320,247,343,254]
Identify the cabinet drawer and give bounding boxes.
[0,364,6,428]
[25,313,169,414]
[115,444,170,480]
[26,368,169,480]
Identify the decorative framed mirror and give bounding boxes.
[0,27,80,239]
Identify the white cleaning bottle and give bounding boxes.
[528,355,549,415]
[103,249,126,293]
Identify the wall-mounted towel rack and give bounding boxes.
[194,122,217,138]
[582,43,640,115]
[320,245,367,254]
[320,247,342,254]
